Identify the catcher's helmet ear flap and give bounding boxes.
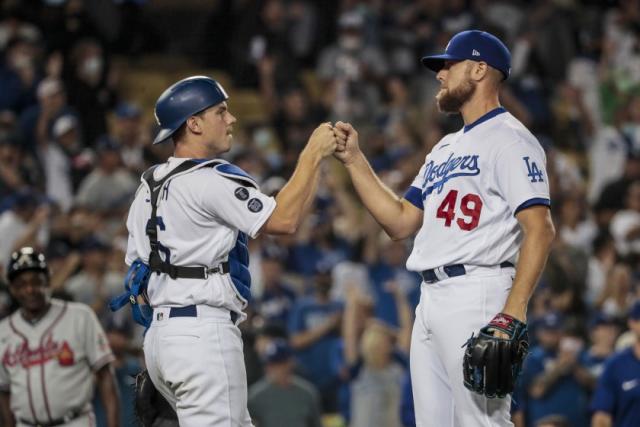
[7,247,49,282]
[153,76,229,145]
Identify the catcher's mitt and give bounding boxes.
[134,370,177,427]
[462,312,528,399]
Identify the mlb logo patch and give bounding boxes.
[247,198,263,213]
[157,312,164,321]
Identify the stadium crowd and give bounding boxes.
[0,0,639,426]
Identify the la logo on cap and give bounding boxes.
[472,49,480,56]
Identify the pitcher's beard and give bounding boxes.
[436,79,477,114]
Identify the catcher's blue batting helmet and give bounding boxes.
[153,76,229,144]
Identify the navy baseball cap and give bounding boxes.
[262,339,292,364]
[421,30,511,79]
[629,300,640,320]
[589,312,617,329]
[538,312,563,331]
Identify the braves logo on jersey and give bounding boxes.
[2,335,75,368]
[422,152,480,197]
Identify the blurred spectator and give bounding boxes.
[288,265,343,412]
[0,36,40,113]
[534,414,570,427]
[64,237,124,323]
[597,263,636,320]
[270,86,328,175]
[590,123,640,212]
[316,10,388,126]
[19,77,77,154]
[556,194,597,253]
[255,245,296,329]
[0,130,40,200]
[329,261,370,304]
[586,232,617,307]
[74,136,137,213]
[0,6,41,51]
[232,0,302,89]
[519,312,591,426]
[591,299,640,427]
[93,321,142,427]
[287,213,352,277]
[248,339,322,427]
[400,371,415,427]
[610,181,640,257]
[582,312,621,380]
[341,282,411,427]
[110,102,146,174]
[0,190,49,266]
[38,114,90,212]
[364,234,420,327]
[64,38,118,145]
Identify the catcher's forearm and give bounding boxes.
[503,207,555,320]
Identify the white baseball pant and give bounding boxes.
[410,267,515,427]
[144,305,253,427]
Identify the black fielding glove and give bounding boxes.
[462,313,529,399]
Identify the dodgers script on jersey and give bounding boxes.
[405,108,550,271]
[125,157,276,314]
[0,299,113,424]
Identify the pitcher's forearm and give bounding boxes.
[345,153,411,239]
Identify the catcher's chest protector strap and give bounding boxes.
[143,159,225,279]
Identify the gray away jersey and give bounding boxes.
[0,299,114,423]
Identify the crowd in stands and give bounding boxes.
[1,0,640,426]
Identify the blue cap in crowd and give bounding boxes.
[538,312,563,331]
[262,339,292,364]
[115,102,141,119]
[629,300,640,320]
[589,312,617,329]
[421,30,511,79]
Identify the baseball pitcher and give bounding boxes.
[333,30,556,426]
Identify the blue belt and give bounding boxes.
[168,305,238,323]
[421,262,514,283]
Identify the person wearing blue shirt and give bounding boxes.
[256,246,297,329]
[519,312,591,426]
[288,265,343,412]
[591,300,640,427]
[366,237,421,327]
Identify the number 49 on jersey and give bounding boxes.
[436,190,483,231]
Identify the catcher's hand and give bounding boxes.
[134,370,177,427]
[462,313,528,399]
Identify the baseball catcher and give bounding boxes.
[462,312,529,399]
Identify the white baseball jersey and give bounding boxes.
[125,157,276,313]
[405,108,550,271]
[0,299,114,424]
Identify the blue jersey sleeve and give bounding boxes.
[403,186,424,210]
[287,302,305,334]
[590,357,617,414]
